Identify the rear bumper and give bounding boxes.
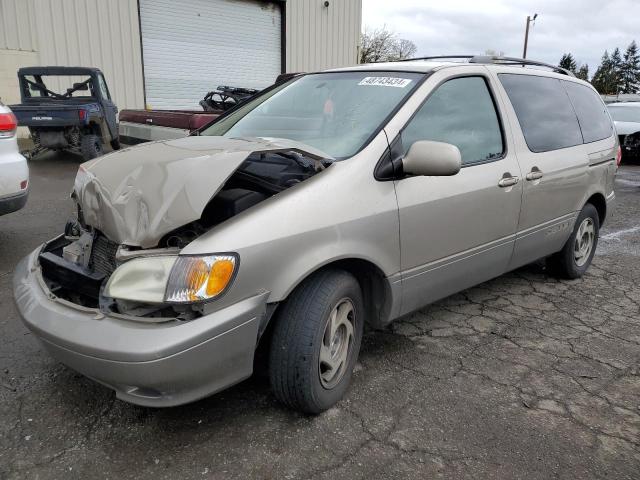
[0,190,28,215]
[13,249,266,407]
[0,148,28,206]
[119,121,189,144]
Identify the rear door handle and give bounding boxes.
[525,168,543,181]
[498,175,519,188]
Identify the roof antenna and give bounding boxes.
[522,13,538,59]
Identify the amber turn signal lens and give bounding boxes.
[165,255,237,303]
[206,259,235,297]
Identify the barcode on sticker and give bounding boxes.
[358,77,412,88]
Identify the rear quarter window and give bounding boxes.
[499,74,583,153]
[562,81,613,143]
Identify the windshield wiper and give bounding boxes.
[279,151,329,171]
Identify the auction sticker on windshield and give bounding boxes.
[358,77,413,88]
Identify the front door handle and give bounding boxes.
[525,168,543,181]
[498,175,519,188]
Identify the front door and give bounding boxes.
[392,72,523,315]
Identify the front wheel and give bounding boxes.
[269,269,364,414]
[547,203,599,279]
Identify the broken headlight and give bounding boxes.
[104,254,238,304]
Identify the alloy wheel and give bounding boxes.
[319,298,355,389]
[574,217,595,267]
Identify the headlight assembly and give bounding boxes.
[104,254,238,304]
[165,255,237,303]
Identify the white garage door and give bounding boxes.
[139,0,282,110]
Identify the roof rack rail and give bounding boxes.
[470,56,575,76]
[398,55,475,62]
[397,55,575,77]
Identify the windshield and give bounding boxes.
[608,105,640,123]
[201,71,424,159]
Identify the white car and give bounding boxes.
[607,102,640,160]
[0,102,28,216]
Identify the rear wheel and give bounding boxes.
[80,134,103,160]
[110,137,121,150]
[269,269,364,414]
[547,203,599,279]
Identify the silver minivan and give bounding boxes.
[14,57,618,413]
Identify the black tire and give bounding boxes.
[110,137,121,150]
[269,269,364,414]
[547,203,599,279]
[80,134,103,160]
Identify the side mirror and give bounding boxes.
[72,82,89,91]
[402,140,462,177]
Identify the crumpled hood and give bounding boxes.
[74,136,328,248]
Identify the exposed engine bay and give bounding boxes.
[39,148,329,319]
[160,150,327,248]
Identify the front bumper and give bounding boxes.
[622,145,639,158]
[13,249,267,407]
[0,190,28,216]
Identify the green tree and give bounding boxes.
[559,53,578,73]
[576,64,589,81]
[610,47,624,92]
[620,40,640,93]
[559,53,590,82]
[592,51,616,94]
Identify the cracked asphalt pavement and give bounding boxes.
[1,153,639,479]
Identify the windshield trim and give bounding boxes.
[197,70,430,160]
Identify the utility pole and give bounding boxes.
[522,13,538,59]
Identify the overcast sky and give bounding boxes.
[362,0,638,75]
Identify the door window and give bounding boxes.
[499,74,583,152]
[401,76,504,165]
[563,81,613,143]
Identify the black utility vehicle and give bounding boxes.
[199,85,259,112]
[10,66,119,160]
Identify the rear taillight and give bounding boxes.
[20,180,28,190]
[616,145,622,167]
[78,109,86,120]
[0,112,17,138]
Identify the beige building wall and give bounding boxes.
[285,0,362,72]
[0,0,362,113]
[0,49,39,105]
[0,0,145,109]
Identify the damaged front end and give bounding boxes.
[623,132,640,159]
[39,136,331,320]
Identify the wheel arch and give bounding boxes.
[319,258,394,329]
[86,118,110,142]
[274,256,397,330]
[585,192,607,226]
[254,256,397,374]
